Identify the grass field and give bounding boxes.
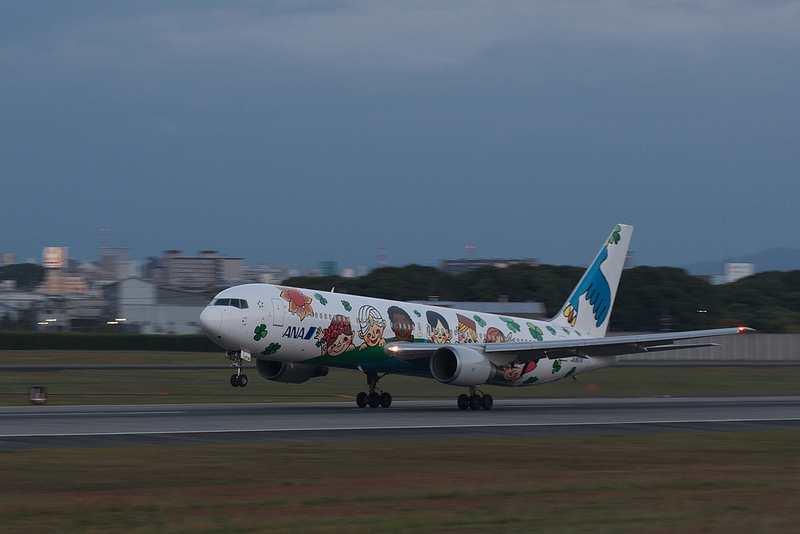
[2,351,799,532]
[2,432,800,533]
[1,350,799,405]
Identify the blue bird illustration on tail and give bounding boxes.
[556,224,631,337]
[564,246,611,328]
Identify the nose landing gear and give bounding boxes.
[227,350,250,388]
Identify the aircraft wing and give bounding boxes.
[384,327,753,363]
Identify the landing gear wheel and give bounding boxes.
[359,371,393,409]
[457,394,469,410]
[469,394,482,410]
[481,394,493,411]
[368,391,381,408]
[227,350,248,388]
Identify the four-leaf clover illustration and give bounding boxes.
[253,324,268,341]
[261,343,281,356]
[501,317,521,333]
[527,323,544,341]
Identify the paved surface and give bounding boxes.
[1,396,799,450]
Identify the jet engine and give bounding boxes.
[429,345,499,387]
[256,359,329,384]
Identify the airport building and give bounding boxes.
[104,278,210,335]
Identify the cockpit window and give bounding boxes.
[213,298,249,309]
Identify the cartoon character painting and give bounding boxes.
[456,314,477,343]
[357,305,387,351]
[426,310,452,344]
[503,360,538,383]
[484,327,506,343]
[315,315,356,357]
[387,306,415,342]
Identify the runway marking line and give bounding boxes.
[3,417,800,439]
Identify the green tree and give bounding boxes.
[283,263,800,333]
[611,267,716,332]
[715,271,800,332]
[0,263,45,291]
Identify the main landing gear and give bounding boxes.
[457,387,493,411]
[227,350,248,388]
[355,371,392,408]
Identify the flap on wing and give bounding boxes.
[384,327,752,363]
[482,327,751,361]
[643,343,719,352]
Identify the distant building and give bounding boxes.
[34,295,106,332]
[245,264,295,285]
[0,253,15,267]
[98,247,140,281]
[710,262,756,285]
[318,261,338,277]
[105,278,210,334]
[722,262,755,284]
[440,257,538,275]
[37,271,89,295]
[148,250,243,290]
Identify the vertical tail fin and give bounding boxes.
[551,224,633,338]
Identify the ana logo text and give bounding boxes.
[282,326,318,340]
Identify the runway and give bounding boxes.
[2,396,799,450]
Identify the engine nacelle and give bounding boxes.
[256,359,329,384]
[429,345,498,387]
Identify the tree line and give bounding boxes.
[0,263,44,291]
[285,264,800,334]
[3,262,797,333]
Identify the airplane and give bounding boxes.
[199,224,752,410]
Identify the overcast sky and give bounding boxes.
[2,1,798,272]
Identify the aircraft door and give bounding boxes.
[272,299,284,327]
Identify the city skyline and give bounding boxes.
[3,235,799,279]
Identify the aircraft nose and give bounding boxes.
[199,306,222,337]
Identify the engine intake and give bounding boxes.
[429,345,498,387]
[256,359,329,384]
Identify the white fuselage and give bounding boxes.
[199,283,616,387]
